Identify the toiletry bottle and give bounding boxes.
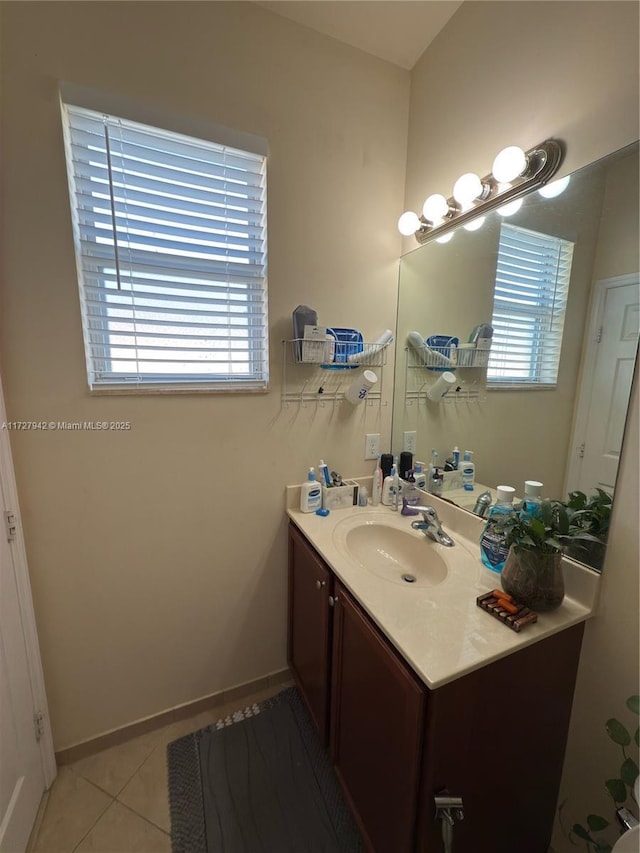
[380,453,393,480]
[318,459,331,488]
[479,485,516,573]
[521,480,544,519]
[382,464,400,506]
[428,448,439,484]
[399,451,413,480]
[300,468,322,513]
[391,457,400,510]
[462,450,475,490]
[371,456,383,506]
[452,446,460,470]
[401,471,421,515]
[414,461,427,491]
[429,465,443,496]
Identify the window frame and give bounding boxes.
[60,85,269,394]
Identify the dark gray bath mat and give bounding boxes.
[167,686,363,853]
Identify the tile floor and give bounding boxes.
[28,679,293,853]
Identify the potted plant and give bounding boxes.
[501,500,602,611]
[564,489,613,571]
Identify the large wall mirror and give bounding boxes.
[392,141,639,571]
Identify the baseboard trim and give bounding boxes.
[55,667,292,765]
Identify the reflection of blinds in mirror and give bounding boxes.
[488,223,574,387]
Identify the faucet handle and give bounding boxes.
[413,505,439,522]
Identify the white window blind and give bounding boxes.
[61,104,268,391]
[487,223,574,387]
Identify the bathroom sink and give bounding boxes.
[332,513,449,587]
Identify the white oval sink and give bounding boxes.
[333,513,449,587]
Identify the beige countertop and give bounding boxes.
[286,489,600,690]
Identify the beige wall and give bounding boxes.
[405,3,639,850]
[0,1,409,748]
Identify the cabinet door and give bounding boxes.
[330,582,425,853]
[287,523,333,743]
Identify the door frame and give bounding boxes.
[564,272,640,496]
[0,374,56,788]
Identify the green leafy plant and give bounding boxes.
[503,499,601,556]
[563,490,613,570]
[564,489,613,542]
[559,695,639,852]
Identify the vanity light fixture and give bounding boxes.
[398,139,564,244]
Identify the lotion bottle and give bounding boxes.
[414,461,427,491]
[300,468,322,513]
[382,465,399,506]
[462,450,475,490]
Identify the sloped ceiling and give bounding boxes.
[254,1,463,70]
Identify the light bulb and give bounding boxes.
[422,193,449,224]
[453,172,484,206]
[397,210,421,236]
[538,175,571,198]
[436,232,454,244]
[463,216,485,232]
[492,146,527,183]
[497,198,523,217]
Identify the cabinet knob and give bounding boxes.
[315,580,326,590]
[328,595,338,607]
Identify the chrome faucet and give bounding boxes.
[411,506,454,547]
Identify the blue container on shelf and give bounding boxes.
[425,335,459,371]
[323,328,363,368]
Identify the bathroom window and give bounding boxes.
[487,223,574,387]
[61,102,268,392]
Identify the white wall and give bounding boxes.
[0,1,409,749]
[405,3,639,850]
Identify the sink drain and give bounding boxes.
[401,574,417,584]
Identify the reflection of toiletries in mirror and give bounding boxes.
[462,450,475,489]
[452,446,460,470]
[521,480,544,518]
[414,461,427,491]
[407,331,454,367]
[399,451,413,479]
[429,466,443,495]
[426,371,457,401]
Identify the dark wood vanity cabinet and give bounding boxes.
[287,522,585,853]
[287,523,333,743]
[330,582,425,853]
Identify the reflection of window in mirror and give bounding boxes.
[488,224,575,387]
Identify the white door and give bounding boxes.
[568,275,640,496]
[0,378,55,852]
